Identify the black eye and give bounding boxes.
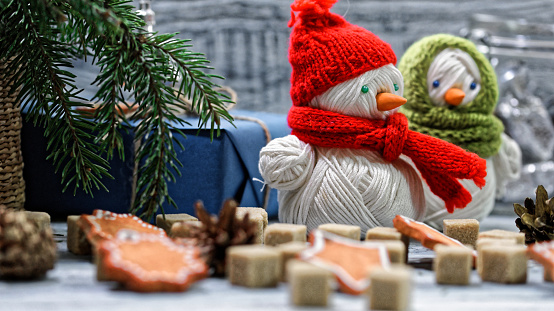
[470,82,477,90]
[433,80,440,88]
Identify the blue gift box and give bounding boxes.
[21,110,289,219]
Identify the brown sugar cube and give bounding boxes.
[365,227,410,247]
[366,240,406,264]
[443,219,479,247]
[227,245,281,287]
[433,244,473,285]
[236,207,268,244]
[169,221,202,238]
[476,237,517,253]
[478,229,525,245]
[287,259,333,306]
[25,211,51,231]
[156,213,197,234]
[368,265,412,311]
[318,223,360,240]
[365,227,410,262]
[476,237,517,275]
[66,215,92,255]
[480,245,528,284]
[276,241,308,281]
[264,223,307,246]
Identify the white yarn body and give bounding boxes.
[259,136,426,235]
[420,133,522,230]
[493,132,522,199]
[259,65,426,235]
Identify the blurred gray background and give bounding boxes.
[140,0,554,113]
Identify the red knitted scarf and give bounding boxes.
[288,106,487,213]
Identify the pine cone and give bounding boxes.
[181,200,258,276]
[0,206,57,279]
[514,185,554,244]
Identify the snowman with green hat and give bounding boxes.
[398,34,522,229]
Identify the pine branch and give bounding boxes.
[0,0,235,220]
[126,36,181,220]
[78,1,187,220]
[86,1,234,220]
[90,36,131,160]
[65,0,138,160]
[1,0,112,195]
[148,36,235,140]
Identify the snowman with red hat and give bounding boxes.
[259,0,487,235]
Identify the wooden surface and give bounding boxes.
[2,211,554,311]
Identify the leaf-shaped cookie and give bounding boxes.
[97,230,208,292]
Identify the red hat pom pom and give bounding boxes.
[288,0,396,106]
[291,0,338,13]
[289,0,338,27]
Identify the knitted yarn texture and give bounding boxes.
[259,0,487,235]
[259,134,426,234]
[422,157,496,229]
[398,34,503,158]
[398,34,521,228]
[260,64,426,234]
[422,134,521,229]
[288,0,396,107]
[259,0,422,234]
[288,106,487,213]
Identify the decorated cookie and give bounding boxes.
[393,215,476,257]
[527,241,554,280]
[299,229,390,295]
[97,230,208,292]
[78,210,166,246]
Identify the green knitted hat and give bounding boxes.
[398,34,503,158]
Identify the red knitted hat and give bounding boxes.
[288,0,397,106]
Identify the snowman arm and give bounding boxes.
[493,132,522,181]
[258,135,316,191]
[493,132,522,198]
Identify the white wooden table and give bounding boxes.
[2,209,554,311]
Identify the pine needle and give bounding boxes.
[0,0,234,220]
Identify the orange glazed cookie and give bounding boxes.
[299,229,390,295]
[97,231,208,292]
[528,241,554,281]
[393,215,476,254]
[78,210,166,246]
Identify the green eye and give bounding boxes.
[394,84,399,92]
[361,85,369,94]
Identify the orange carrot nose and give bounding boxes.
[376,93,407,111]
[444,88,465,106]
